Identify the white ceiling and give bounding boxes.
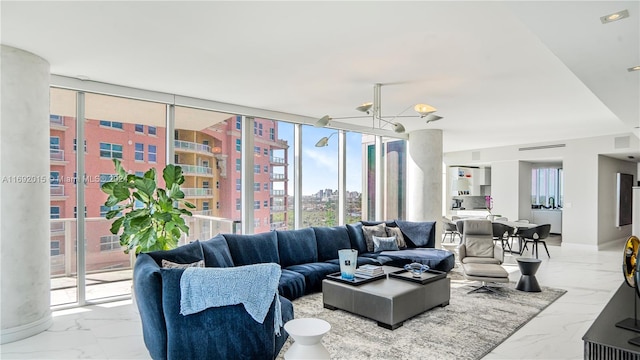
[1,1,639,156]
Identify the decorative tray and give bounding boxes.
[388,269,446,285]
[325,272,387,286]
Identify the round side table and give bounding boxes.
[283,318,331,360]
[516,257,542,292]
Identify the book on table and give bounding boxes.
[355,265,383,277]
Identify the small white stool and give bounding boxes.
[283,318,331,360]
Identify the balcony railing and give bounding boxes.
[50,185,65,196]
[270,189,285,196]
[177,164,213,175]
[270,173,286,180]
[50,149,64,161]
[270,221,287,231]
[270,156,285,165]
[182,188,213,197]
[192,210,213,216]
[50,115,64,126]
[271,205,286,212]
[174,140,212,154]
[50,221,65,233]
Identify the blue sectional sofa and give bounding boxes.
[134,220,454,360]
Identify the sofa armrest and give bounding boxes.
[160,268,290,360]
[133,254,167,360]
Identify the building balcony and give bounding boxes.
[174,140,213,155]
[50,184,65,197]
[192,210,213,216]
[49,115,67,130]
[176,164,213,176]
[270,221,287,231]
[270,205,286,212]
[50,149,65,162]
[270,189,285,196]
[182,188,213,198]
[270,156,286,165]
[270,173,286,181]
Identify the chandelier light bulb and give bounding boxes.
[414,103,437,117]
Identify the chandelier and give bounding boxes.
[315,83,444,134]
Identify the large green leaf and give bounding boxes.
[132,191,150,205]
[153,212,172,222]
[113,159,127,178]
[163,164,184,189]
[109,217,125,234]
[101,182,116,195]
[104,195,120,207]
[134,178,156,199]
[183,201,196,209]
[128,208,150,219]
[143,168,156,181]
[113,183,131,202]
[168,183,185,200]
[134,227,157,254]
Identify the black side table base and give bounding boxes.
[516,275,541,292]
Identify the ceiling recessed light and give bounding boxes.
[600,9,629,24]
[628,66,640,72]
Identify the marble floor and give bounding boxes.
[0,238,626,359]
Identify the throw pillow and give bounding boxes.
[161,259,205,269]
[385,226,407,249]
[372,235,399,252]
[362,223,387,252]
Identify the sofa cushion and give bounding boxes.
[278,269,306,301]
[223,232,280,266]
[362,220,398,227]
[313,226,352,262]
[346,222,368,254]
[286,262,340,294]
[379,248,455,272]
[385,226,407,249]
[277,228,318,268]
[395,220,436,248]
[146,240,204,267]
[362,223,387,252]
[200,234,235,268]
[372,235,399,252]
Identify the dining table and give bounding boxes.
[493,220,538,255]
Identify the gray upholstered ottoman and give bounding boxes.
[461,263,509,294]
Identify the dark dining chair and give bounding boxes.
[520,224,552,259]
[492,222,513,252]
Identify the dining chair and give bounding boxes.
[442,218,462,243]
[520,224,552,259]
[492,222,513,252]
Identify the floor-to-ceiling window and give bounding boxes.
[301,126,339,227]
[49,88,78,306]
[346,132,363,224]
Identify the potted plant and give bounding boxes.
[101,159,196,254]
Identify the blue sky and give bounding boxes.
[277,123,363,196]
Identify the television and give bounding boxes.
[617,173,634,227]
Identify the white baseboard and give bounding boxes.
[1,311,52,344]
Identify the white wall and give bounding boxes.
[597,155,637,245]
[490,161,521,220]
[444,133,639,248]
[518,161,533,221]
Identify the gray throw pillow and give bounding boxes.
[372,235,399,252]
[161,259,205,269]
[385,227,407,248]
[362,223,387,252]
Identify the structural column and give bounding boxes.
[406,129,443,248]
[0,45,52,343]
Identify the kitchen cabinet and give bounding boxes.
[450,166,491,196]
[531,209,562,234]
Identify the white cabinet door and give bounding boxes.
[532,210,562,234]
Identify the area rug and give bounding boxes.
[277,272,566,360]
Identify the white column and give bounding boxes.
[406,129,443,248]
[0,45,53,343]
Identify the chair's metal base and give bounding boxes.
[467,281,506,296]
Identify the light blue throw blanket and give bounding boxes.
[179,263,283,335]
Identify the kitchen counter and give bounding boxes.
[531,209,562,234]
